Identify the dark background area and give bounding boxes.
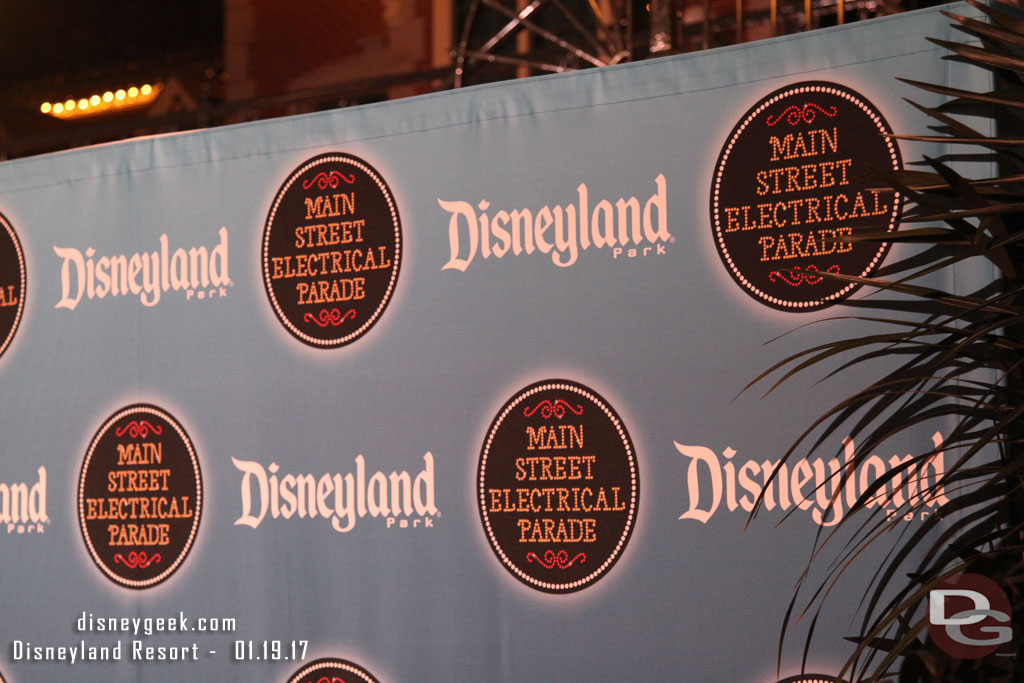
[0,0,945,161]
[0,1,222,87]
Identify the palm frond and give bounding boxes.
[748,3,1024,680]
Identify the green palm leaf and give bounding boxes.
[747,2,1024,680]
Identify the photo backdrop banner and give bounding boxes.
[0,4,992,682]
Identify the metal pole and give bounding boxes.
[649,0,672,53]
[703,0,712,49]
[517,0,531,78]
[735,0,743,44]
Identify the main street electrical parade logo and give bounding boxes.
[78,404,202,588]
[710,81,902,310]
[263,153,402,348]
[286,658,380,683]
[0,211,26,360]
[478,380,639,593]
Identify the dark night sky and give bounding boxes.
[0,1,222,88]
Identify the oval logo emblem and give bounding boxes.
[710,81,902,310]
[263,153,402,347]
[0,211,26,360]
[478,380,639,593]
[78,404,202,588]
[286,658,380,683]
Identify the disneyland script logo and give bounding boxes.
[1,467,48,534]
[438,175,671,270]
[54,228,230,309]
[676,432,948,526]
[233,453,438,533]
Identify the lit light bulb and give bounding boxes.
[53,103,64,114]
[115,89,126,101]
[90,95,100,106]
[78,98,89,109]
[65,99,76,111]
[127,86,139,98]
[40,102,52,113]
[103,91,114,103]
[141,84,152,96]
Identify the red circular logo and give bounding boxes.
[927,572,1013,659]
[286,658,380,683]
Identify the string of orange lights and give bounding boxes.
[40,83,162,119]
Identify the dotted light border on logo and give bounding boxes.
[77,404,203,589]
[262,154,402,347]
[711,83,903,310]
[286,658,380,683]
[478,381,639,593]
[0,211,26,360]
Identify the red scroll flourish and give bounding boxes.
[527,549,587,569]
[769,264,840,286]
[304,308,357,327]
[523,399,584,419]
[114,551,162,569]
[115,421,163,438]
[766,103,838,127]
[302,171,356,190]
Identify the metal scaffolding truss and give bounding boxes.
[453,0,635,87]
[454,0,908,87]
